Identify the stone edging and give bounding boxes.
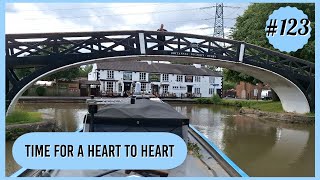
[6,114,57,141]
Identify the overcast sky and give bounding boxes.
[5,3,249,38]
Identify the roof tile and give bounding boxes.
[96,61,222,77]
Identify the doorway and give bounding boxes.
[187,85,193,97]
[152,85,159,96]
[124,82,131,92]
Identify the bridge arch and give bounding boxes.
[6,31,314,114]
[6,55,310,114]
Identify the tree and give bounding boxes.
[79,64,93,77]
[42,67,81,81]
[14,68,36,79]
[38,44,81,81]
[225,3,314,101]
[225,3,315,84]
[223,80,236,90]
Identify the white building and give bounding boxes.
[88,61,222,98]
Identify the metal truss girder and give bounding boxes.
[5,30,315,111]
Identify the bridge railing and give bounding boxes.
[142,31,241,62]
[6,31,141,58]
[5,30,314,79]
[6,31,313,77]
[5,30,315,111]
[243,43,314,79]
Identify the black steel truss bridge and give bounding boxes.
[5,30,315,112]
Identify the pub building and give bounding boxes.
[88,61,222,98]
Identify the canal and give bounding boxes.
[6,103,314,177]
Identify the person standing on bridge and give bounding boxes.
[157,24,167,50]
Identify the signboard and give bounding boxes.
[170,51,217,58]
[68,84,78,89]
[185,75,193,82]
[210,84,219,86]
[149,73,160,82]
[123,72,132,80]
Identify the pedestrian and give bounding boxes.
[157,24,167,50]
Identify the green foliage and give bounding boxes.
[196,95,222,104]
[195,98,212,104]
[42,67,81,81]
[251,101,283,112]
[187,142,203,158]
[35,86,46,96]
[226,3,315,84]
[79,65,93,77]
[223,69,261,84]
[195,98,284,112]
[37,44,81,81]
[223,80,236,90]
[222,100,284,112]
[211,94,222,104]
[6,110,42,125]
[14,68,36,79]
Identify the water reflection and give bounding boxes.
[171,104,314,177]
[6,103,314,177]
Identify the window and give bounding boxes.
[195,76,201,82]
[107,70,114,79]
[163,85,169,93]
[141,83,146,91]
[209,77,215,84]
[195,88,200,94]
[176,75,183,82]
[162,74,169,82]
[209,88,214,95]
[118,83,122,92]
[106,82,113,92]
[140,72,146,81]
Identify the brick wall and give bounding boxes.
[235,82,270,100]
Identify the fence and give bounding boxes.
[24,85,80,97]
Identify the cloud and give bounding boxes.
[5,3,249,38]
[5,3,94,33]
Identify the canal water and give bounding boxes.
[6,103,314,177]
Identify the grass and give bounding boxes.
[196,96,284,113]
[306,112,315,117]
[6,110,42,125]
[247,101,283,113]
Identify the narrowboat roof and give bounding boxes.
[94,99,189,120]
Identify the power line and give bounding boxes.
[19,5,240,21]
[20,5,214,20]
[7,3,243,35]
[9,3,241,12]
[173,26,234,32]
[17,17,236,32]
